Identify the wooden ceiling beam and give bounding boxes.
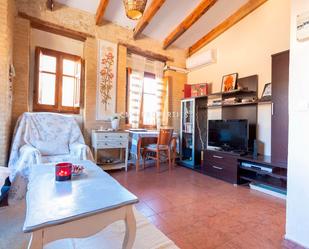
[96,0,110,25]
[119,41,173,62]
[19,12,94,41]
[188,0,268,56]
[133,0,166,39]
[163,0,217,49]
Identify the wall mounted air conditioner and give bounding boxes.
[186,49,216,70]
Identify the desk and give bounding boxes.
[23,160,138,249]
[128,130,178,171]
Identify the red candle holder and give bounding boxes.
[55,163,72,181]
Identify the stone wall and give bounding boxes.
[14,0,187,146]
[0,0,15,166]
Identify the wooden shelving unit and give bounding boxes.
[238,154,287,192]
[239,165,287,180]
[239,175,286,191]
[179,72,288,193]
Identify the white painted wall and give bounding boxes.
[286,0,309,247]
[187,0,290,156]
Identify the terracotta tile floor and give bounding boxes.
[110,165,299,249]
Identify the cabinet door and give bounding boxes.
[271,51,289,166]
[180,99,195,167]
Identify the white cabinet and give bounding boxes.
[91,131,129,171]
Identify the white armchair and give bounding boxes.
[8,112,93,202]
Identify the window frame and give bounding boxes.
[33,47,82,114]
[125,68,157,129]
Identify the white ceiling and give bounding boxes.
[142,0,201,41]
[56,0,249,49]
[56,0,100,13]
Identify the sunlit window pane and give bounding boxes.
[143,93,157,126]
[63,59,80,76]
[144,77,157,94]
[38,73,56,105]
[62,76,80,107]
[39,54,56,73]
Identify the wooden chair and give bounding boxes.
[142,128,174,172]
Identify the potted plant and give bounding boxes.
[110,113,124,130]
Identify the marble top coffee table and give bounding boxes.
[23,160,138,249]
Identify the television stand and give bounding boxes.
[213,148,248,156]
[203,149,287,192]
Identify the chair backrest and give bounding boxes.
[157,128,173,146]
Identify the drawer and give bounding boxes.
[204,150,238,184]
[205,162,237,184]
[95,133,128,140]
[205,151,238,167]
[96,140,128,149]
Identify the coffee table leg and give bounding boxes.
[122,206,136,249]
[27,230,43,249]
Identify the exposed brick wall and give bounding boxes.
[12,17,30,127]
[0,0,15,166]
[83,37,99,144]
[116,45,127,115]
[14,0,187,145]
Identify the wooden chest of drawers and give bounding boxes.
[204,150,238,184]
[91,131,129,171]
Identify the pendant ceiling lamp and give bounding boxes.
[123,0,147,20]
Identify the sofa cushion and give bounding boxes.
[33,139,69,156]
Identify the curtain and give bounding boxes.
[127,54,146,128]
[127,53,166,129]
[161,76,169,127]
[153,60,165,128]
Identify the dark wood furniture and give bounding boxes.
[179,75,257,171]
[203,149,287,191]
[238,155,287,191]
[142,128,174,172]
[208,75,258,152]
[271,50,289,166]
[204,150,238,184]
[179,51,290,192]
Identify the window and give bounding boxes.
[142,74,158,126]
[126,70,158,128]
[33,47,82,114]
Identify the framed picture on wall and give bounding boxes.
[261,83,272,101]
[221,73,238,92]
[96,39,118,120]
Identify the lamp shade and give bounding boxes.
[123,0,147,20]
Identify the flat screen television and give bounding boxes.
[208,119,249,152]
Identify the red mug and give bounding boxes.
[55,163,72,181]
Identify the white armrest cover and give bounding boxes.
[70,143,94,162]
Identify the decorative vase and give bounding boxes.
[111,119,120,130]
